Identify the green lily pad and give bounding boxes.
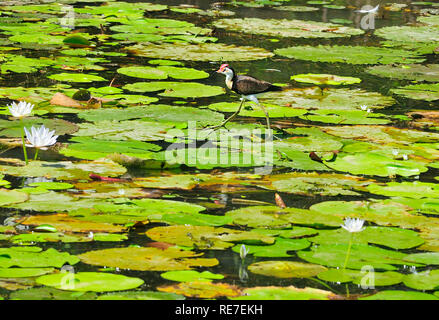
[261,87,395,110]
[79,246,218,271]
[391,83,439,101]
[0,117,77,138]
[226,205,343,228]
[366,64,439,82]
[158,281,241,299]
[125,43,274,61]
[59,136,161,160]
[48,73,107,83]
[318,268,404,286]
[160,212,233,226]
[97,291,185,300]
[0,159,126,180]
[10,287,97,300]
[231,237,310,257]
[268,172,372,197]
[275,45,425,64]
[309,226,424,249]
[0,267,54,278]
[231,286,335,300]
[0,189,28,206]
[213,18,363,38]
[367,181,439,199]
[404,252,439,265]
[324,152,428,177]
[291,73,361,85]
[36,272,144,292]
[123,82,224,98]
[117,66,168,80]
[299,109,392,125]
[359,290,439,300]
[297,243,415,270]
[146,225,274,250]
[248,261,327,278]
[156,66,209,80]
[207,101,307,118]
[404,270,439,290]
[0,247,79,268]
[77,105,224,127]
[27,182,74,190]
[161,270,224,282]
[73,120,175,142]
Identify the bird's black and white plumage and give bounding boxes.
[207,64,282,131]
[218,64,282,102]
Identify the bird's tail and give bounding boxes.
[269,84,284,92]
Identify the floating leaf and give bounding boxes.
[0,247,79,268]
[48,73,107,83]
[146,225,274,250]
[36,272,144,292]
[125,43,273,61]
[158,281,241,299]
[123,82,224,98]
[0,189,28,206]
[97,291,185,300]
[213,18,363,38]
[275,45,425,64]
[297,243,415,270]
[232,237,310,257]
[291,73,361,85]
[359,290,439,300]
[161,270,224,282]
[232,286,335,300]
[79,247,218,271]
[248,261,327,278]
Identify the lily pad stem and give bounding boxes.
[34,148,39,161]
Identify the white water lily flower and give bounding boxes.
[341,218,365,233]
[24,125,58,150]
[240,244,250,259]
[8,101,34,118]
[360,105,368,111]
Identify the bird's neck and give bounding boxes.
[225,72,234,90]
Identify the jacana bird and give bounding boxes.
[206,64,282,131]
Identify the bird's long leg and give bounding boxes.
[203,98,245,131]
[257,102,271,131]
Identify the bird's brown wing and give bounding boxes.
[233,75,273,95]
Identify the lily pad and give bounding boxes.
[275,45,425,64]
[366,64,439,82]
[123,82,224,98]
[0,189,28,206]
[161,270,224,282]
[248,261,327,278]
[0,247,79,268]
[125,43,274,61]
[226,205,343,228]
[309,226,424,250]
[10,287,97,300]
[359,290,439,300]
[231,286,335,300]
[366,181,439,199]
[291,73,361,85]
[158,281,241,299]
[404,270,439,290]
[97,291,185,300]
[391,83,439,101]
[48,73,106,83]
[231,237,310,257]
[213,18,363,38]
[79,247,218,271]
[146,225,274,250]
[36,272,144,292]
[297,243,415,270]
